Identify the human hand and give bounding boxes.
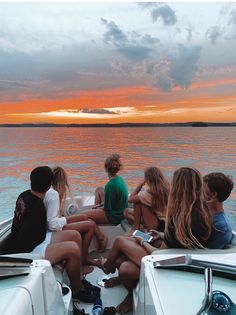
[148,229,160,241]
[137,180,145,191]
[131,236,144,246]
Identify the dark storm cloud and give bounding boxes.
[81,108,118,115]
[101,18,160,61]
[138,3,177,26]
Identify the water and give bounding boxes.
[0,127,236,228]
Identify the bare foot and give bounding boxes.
[82,265,94,275]
[102,259,116,274]
[85,256,104,268]
[116,292,133,314]
[97,235,108,252]
[104,276,121,288]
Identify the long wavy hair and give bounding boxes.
[145,166,170,213]
[52,166,75,216]
[165,167,212,249]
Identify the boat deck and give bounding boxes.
[76,267,132,315]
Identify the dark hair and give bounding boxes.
[30,166,53,193]
[203,172,234,202]
[104,153,122,176]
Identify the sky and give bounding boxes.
[0,1,236,124]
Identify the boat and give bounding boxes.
[0,196,236,315]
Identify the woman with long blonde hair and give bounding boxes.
[52,166,76,217]
[44,166,108,269]
[164,167,212,248]
[124,166,170,231]
[100,167,212,313]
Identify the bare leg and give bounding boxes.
[50,229,82,248]
[81,208,110,224]
[103,255,127,288]
[103,235,149,273]
[66,214,108,252]
[45,241,82,295]
[124,208,134,226]
[140,204,159,230]
[133,203,142,229]
[95,187,104,205]
[116,261,139,313]
[63,221,99,266]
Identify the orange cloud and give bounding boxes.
[1,78,236,123]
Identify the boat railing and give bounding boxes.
[153,254,236,280]
[196,267,213,315]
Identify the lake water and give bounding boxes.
[0,127,236,228]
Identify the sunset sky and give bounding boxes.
[1,1,236,124]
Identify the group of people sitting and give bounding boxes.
[6,153,234,313]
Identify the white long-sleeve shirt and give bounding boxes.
[44,188,67,231]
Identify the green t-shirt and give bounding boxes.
[104,175,128,225]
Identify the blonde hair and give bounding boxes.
[104,153,122,176]
[165,167,212,249]
[52,166,75,216]
[144,166,170,213]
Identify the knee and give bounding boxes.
[70,230,82,244]
[88,220,96,231]
[95,187,103,195]
[114,235,126,248]
[68,241,81,258]
[123,208,129,217]
[119,261,132,278]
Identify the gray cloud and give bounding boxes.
[139,3,177,25]
[170,44,201,88]
[81,108,118,115]
[154,44,201,91]
[101,18,128,45]
[186,28,193,41]
[206,26,222,44]
[152,6,177,25]
[227,9,236,39]
[101,18,160,61]
[228,9,236,25]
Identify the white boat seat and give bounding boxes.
[120,219,132,232]
[152,246,236,256]
[1,253,65,285]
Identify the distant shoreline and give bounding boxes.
[0,122,236,127]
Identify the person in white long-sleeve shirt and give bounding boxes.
[44,187,67,231]
[44,167,108,268]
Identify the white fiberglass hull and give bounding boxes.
[134,252,236,315]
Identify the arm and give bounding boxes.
[44,190,67,231]
[128,181,145,203]
[141,241,157,254]
[133,236,157,254]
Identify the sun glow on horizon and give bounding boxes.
[1,2,236,124]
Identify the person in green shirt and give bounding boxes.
[82,153,128,225]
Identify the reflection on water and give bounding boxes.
[0,127,236,227]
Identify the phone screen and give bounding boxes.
[132,230,153,242]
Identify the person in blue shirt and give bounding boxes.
[204,172,234,249]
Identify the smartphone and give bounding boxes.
[132,230,153,243]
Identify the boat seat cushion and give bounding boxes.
[1,253,64,285]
